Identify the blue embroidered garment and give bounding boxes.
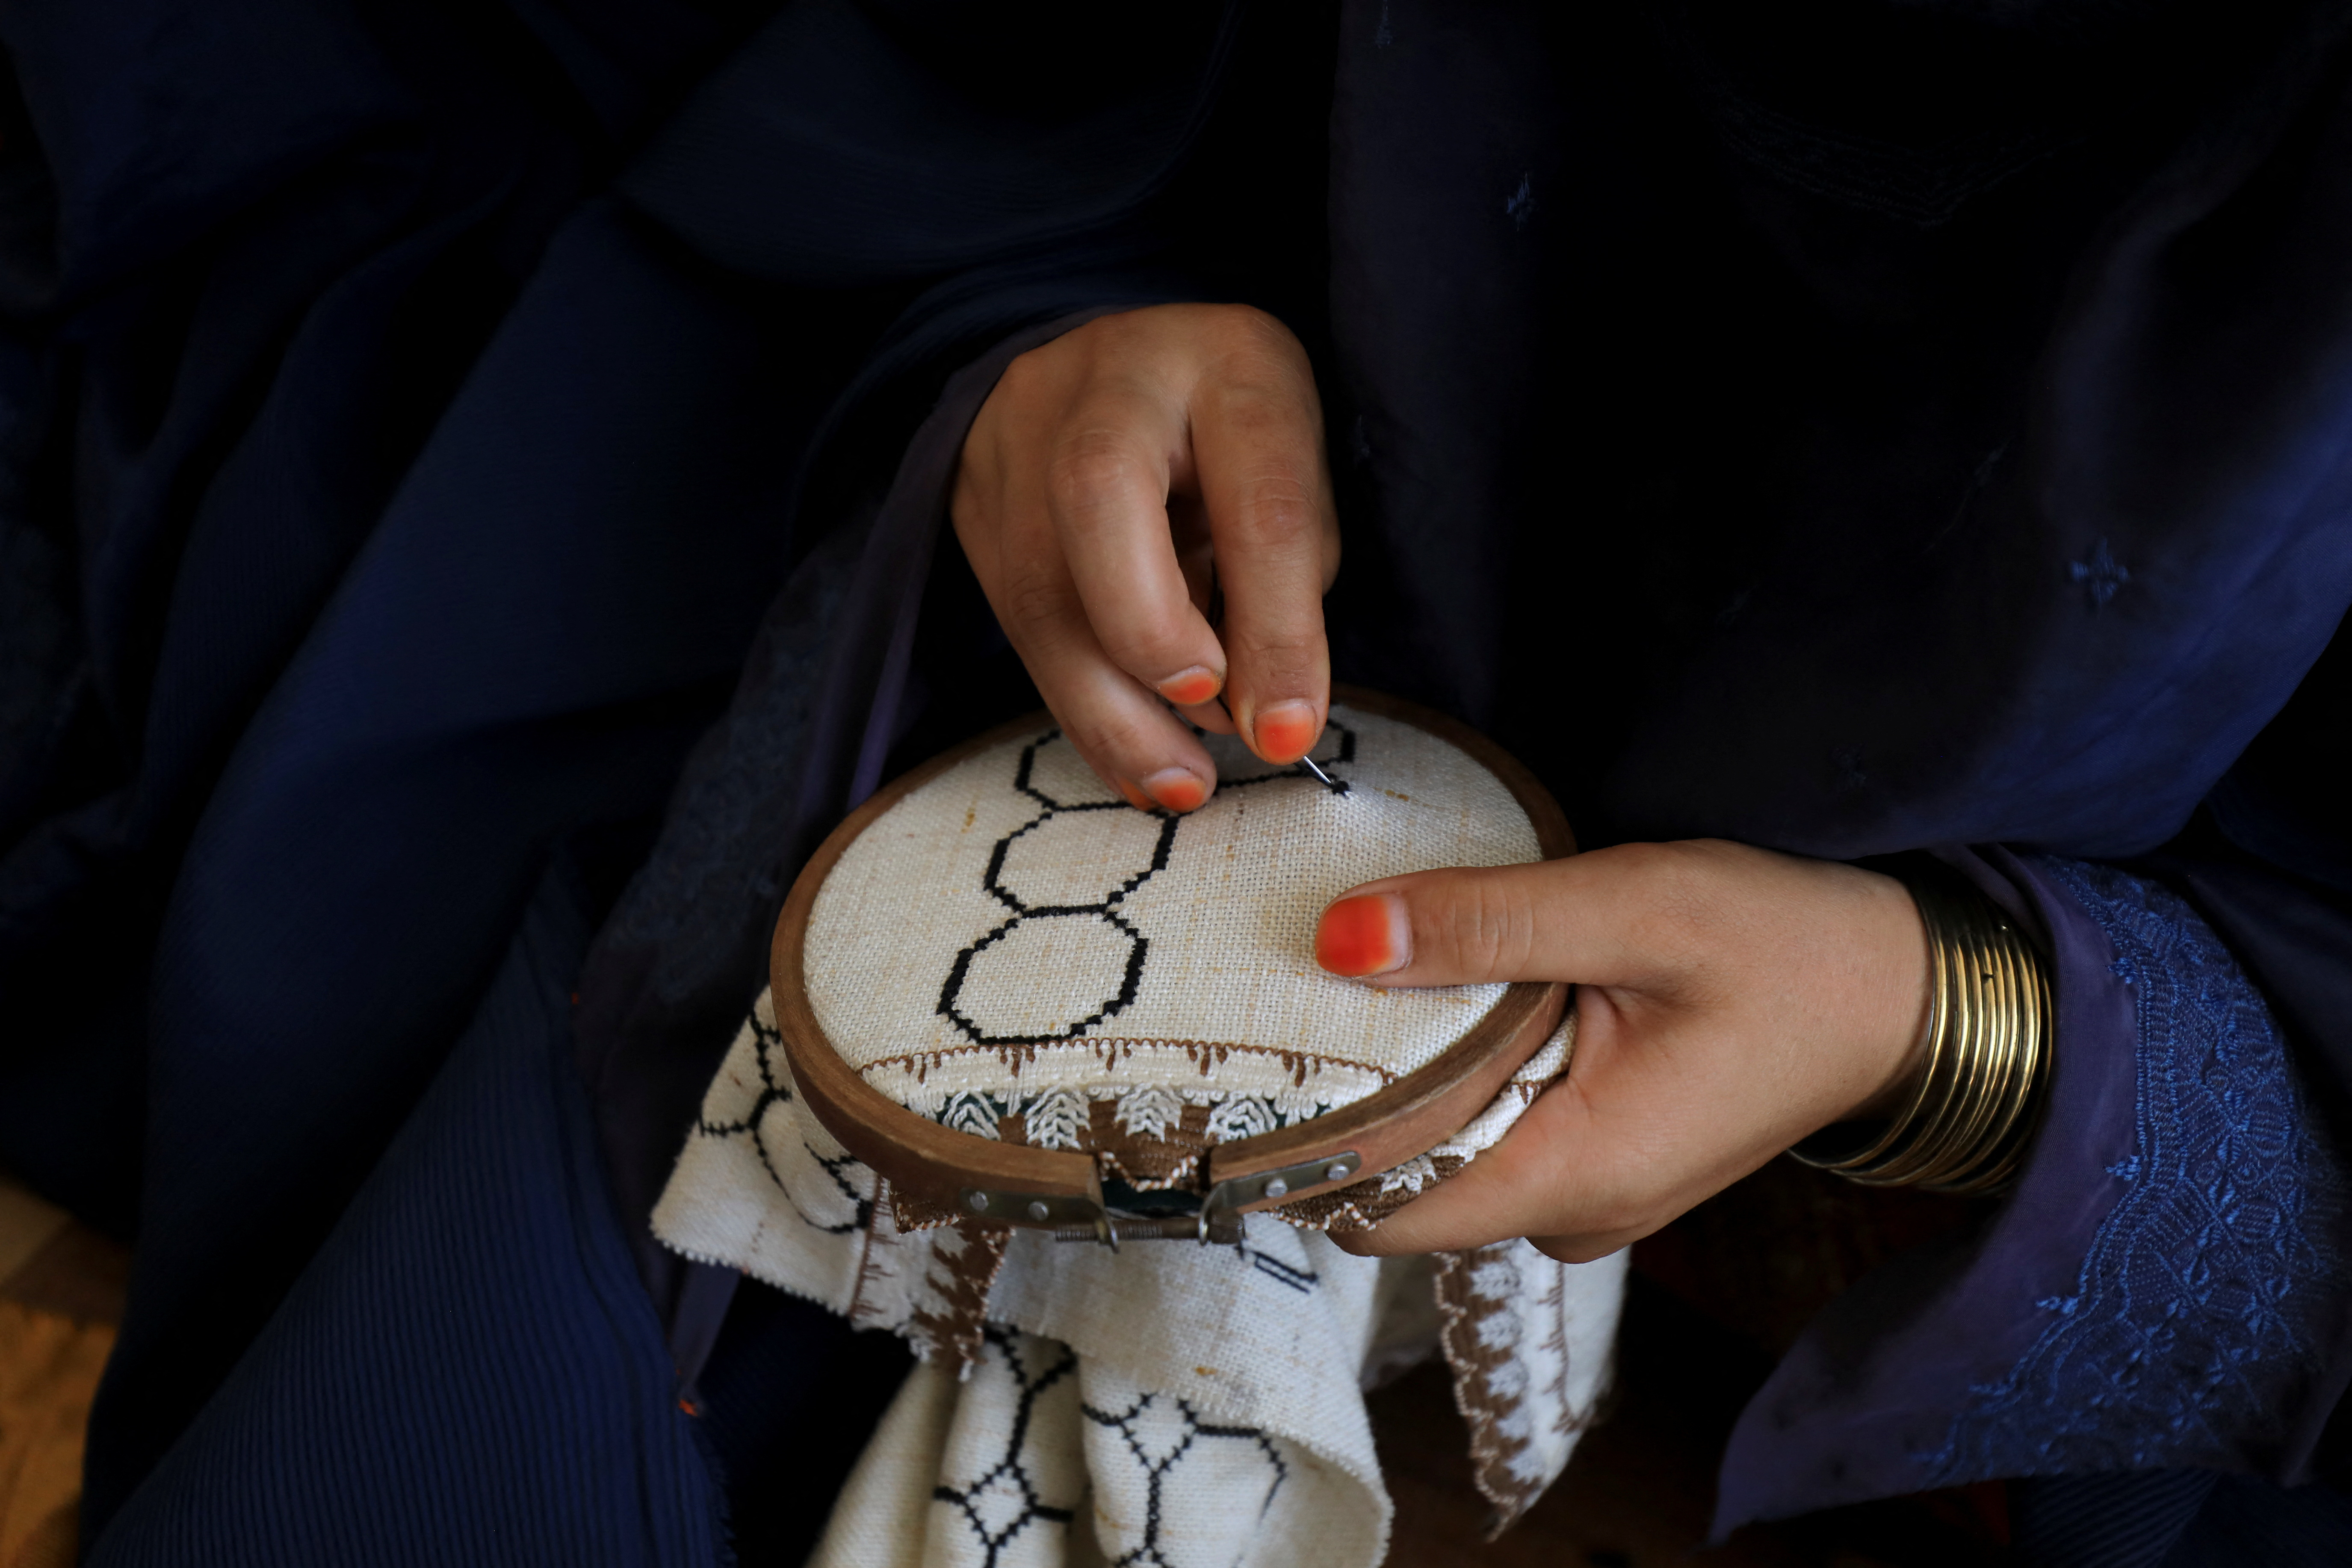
[1719,848,2352,1526]
[1930,859,2348,1480]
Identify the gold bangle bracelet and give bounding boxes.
[1918,888,2013,1187]
[1790,866,2051,1195]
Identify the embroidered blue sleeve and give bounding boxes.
[1925,857,2350,1481]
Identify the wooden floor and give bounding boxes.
[0,1172,2001,1566]
[0,1175,126,1568]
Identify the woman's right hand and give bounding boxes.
[951,303,1340,813]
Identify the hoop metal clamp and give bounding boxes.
[957,1149,1364,1250]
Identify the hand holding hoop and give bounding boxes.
[1317,841,1935,1264]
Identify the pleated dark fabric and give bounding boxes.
[2011,1470,2221,1568]
[2015,1468,2352,1568]
[89,860,734,1566]
[78,193,866,1532]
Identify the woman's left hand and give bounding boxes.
[1315,840,1932,1263]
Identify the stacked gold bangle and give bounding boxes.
[1791,869,2052,1195]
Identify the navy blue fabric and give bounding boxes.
[2012,1468,2352,1567]
[691,1275,914,1565]
[2012,1469,2220,1568]
[2163,1471,2352,1565]
[0,0,767,1228]
[78,194,849,1534]
[86,858,746,1567]
[621,0,1241,286]
[1322,0,2352,863]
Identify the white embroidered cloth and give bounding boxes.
[805,709,1537,1184]
[656,995,1627,1565]
[652,706,1628,1563]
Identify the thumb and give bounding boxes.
[1312,854,1650,989]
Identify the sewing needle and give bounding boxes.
[1294,754,1347,794]
[1204,688,1347,794]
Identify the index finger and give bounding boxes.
[1190,322,1338,764]
[1045,384,1232,712]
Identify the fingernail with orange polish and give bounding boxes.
[1253,700,1318,762]
[1316,893,1408,978]
[1141,769,1208,813]
[1158,667,1223,709]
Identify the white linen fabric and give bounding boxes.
[804,707,1541,1175]
[655,995,1628,1564]
[653,706,1627,1563]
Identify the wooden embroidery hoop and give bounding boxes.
[769,685,1574,1245]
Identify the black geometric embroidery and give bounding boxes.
[1079,1393,1289,1567]
[938,732,1177,1046]
[937,723,1357,1047]
[697,1013,870,1235]
[932,1327,1080,1565]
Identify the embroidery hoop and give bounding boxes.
[769,685,1573,1245]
